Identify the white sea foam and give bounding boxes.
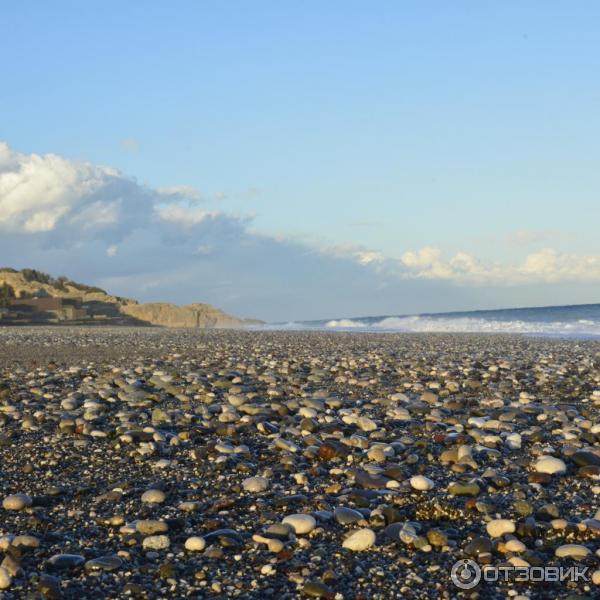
[325,319,368,328]
[321,315,600,335]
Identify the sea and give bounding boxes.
[255,303,600,338]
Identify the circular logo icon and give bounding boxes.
[451,559,481,589]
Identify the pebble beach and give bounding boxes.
[0,327,599,599]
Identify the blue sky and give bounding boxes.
[1,1,599,320]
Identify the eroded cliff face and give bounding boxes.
[120,303,249,328]
[0,269,258,328]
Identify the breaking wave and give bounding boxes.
[324,315,600,336]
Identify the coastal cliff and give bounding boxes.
[0,268,257,328]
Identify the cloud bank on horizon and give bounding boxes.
[1,142,599,320]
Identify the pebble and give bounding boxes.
[185,536,207,552]
[282,514,317,535]
[242,476,269,492]
[47,554,85,570]
[342,528,376,551]
[136,520,169,535]
[141,489,166,504]
[554,544,591,559]
[334,507,366,525]
[142,535,170,550]
[534,456,567,475]
[84,555,122,572]
[0,567,11,590]
[2,493,32,511]
[486,519,516,538]
[410,475,434,491]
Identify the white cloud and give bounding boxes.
[157,184,203,202]
[356,250,385,266]
[400,246,600,284]
[0,141,598,320]
[156,205,218,225]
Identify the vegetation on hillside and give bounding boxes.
[2,268,107,295]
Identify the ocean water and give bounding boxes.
[256,303,600,337]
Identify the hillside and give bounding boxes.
[0,268,258,328]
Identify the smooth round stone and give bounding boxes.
[592,569,600,585]
[141,489,166,504]
[342,528,376,551]
[2,493,32,511]
[179,501,200,512]
[555,544,591,559]
[142,535,170,550]
[357,416,377,432]
[303,580,335,598]
[571,451,600,467]
[514,500,534,516]
[48,554,85,570]
[265,523,292,540]
[410,475,434,491]
[426,529,448,547]
[535,456,567,475]
[334,507,365,525]
[136,520,168,535]
[465,536,493,556]
[185,536,206,552]
[84,556,122,572]
[487,519,516,538]
[242,476,269,493]
[0,567,11,590]
[12,535,40,548]
[448,482,480,497]
[282,514,317,535]
[504,539,526,553]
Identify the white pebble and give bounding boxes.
[410,475,434,491]
[342,528,376,551]
[282,513,316,534]
[487,519,516,538]
[555,544,590,559]
[535,456,567,475]
[184,536,206,552]
[242,476,269,493]
[141,489,166,504]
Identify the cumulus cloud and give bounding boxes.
[157,184,203,202]
[0,141,598,320]
[400,246,600,285]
